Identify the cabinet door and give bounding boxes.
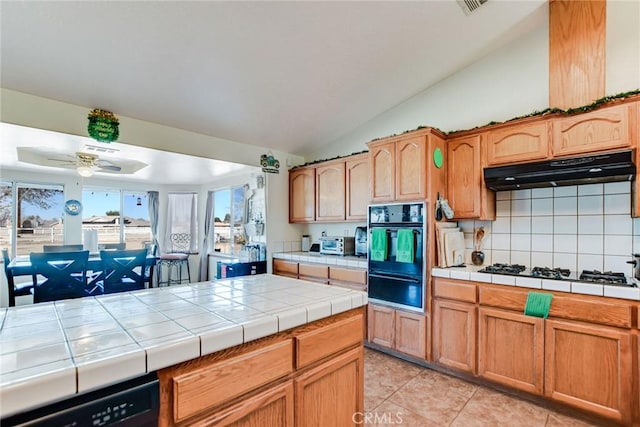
[315,162,346,222]
[370,141,395,202]
[396,136,426,201]
[199,381,294,427]
[432,299,477,373]
[394,310,426,359]
[273,259,298,279]
[486,121,550,165]
[478,307,544,395]
[345,155,370,221]
[545,319,632,423]
[298,263,329,284]
[289,168,315,223]
[367,304,395,348]
[447,135,481,218]
[294,347,363,427]
[552,103,635,157]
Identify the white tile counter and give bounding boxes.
[0,274,367,418]
[273,252,367,269]
[432,266,640,301]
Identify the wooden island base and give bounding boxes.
[157,307,365,427]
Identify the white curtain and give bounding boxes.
[147,191,160,255]
[164,193,198,253]
[199,191,214,281]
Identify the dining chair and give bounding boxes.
[157,233,191,286]
[100,249,149,294]
[30,250,91,303]
[2,248,34,307]
[143,242,158,287]
[42,244,84,252]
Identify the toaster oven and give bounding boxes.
[319,236,355,256]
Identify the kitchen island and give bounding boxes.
[0,274,367,425]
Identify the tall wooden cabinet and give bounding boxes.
[289,168,315,223]
[345,154,370,221]
[447,134,495,220]
[369,141,395,202]
[395,136,427,201]
[315,161,345,222]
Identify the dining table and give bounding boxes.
[6,252,159,305]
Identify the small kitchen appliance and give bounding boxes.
[319,236,355,256]
[354,226,367,257]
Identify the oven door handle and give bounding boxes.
[369,273,421,283]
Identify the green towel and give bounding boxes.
[395,228,414,263]
[370,228,388,261]
[524,292,553,318]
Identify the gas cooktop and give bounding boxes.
[478,263,637,287]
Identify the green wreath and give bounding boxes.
[88,109,119,142]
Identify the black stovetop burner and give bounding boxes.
[531,266,571,280]
[579,270,629,285]
[478,263,526,275]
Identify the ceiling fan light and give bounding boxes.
[77,165,94,177]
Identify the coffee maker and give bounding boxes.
[354,226,367,257]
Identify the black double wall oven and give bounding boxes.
[368,202,425,312]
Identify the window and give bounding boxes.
[82,189,152,250]
[1,182,64,256]
[213,186,245,255]
[165,193,198,253]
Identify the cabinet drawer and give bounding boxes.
[549,295,633,328]
[329,267,367,285]
[479,285,528,311]
[273,259,298,277]
[172,340,293,423]
[298,263,329,281]
[433,279,477,303]
[296,314,363,368]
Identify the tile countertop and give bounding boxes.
[273,252,367,269]
[432,266,640,301]
[0,274,367,418]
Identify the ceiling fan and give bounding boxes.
[47,152,122,177]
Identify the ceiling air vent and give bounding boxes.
[457,0,489,16]
[83,144,119,154]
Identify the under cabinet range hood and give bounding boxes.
[483,150,636,191]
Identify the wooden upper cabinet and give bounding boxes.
[315,161,346,222]
[289,168,315,223]
[551,103,635,157]
[370,141,396,202]
[486,121,550,166]
[396,136,426,201]
[345,154,370,221]
[447,134,495,220]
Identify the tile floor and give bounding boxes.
[364,348,607,427]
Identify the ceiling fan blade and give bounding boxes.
[97,164,122,172]
[46,158,77,165]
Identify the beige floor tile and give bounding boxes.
[450,387,549,427]
[545,411,610,427]
[365,400,441,427]
[365,349,423,404]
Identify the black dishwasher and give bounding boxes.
[2,373,159,426]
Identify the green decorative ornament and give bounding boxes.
[87,109,119,143]
[433,147,443,168]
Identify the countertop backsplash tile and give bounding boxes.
[458,182,638,274]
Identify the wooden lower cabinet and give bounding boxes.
[367,304,426,359]
[432,299,476,373]
[273,259,298,278]
[294,347,363,427]
[198,381,294,427]
[545,319,633,423]
[478,307,544,394]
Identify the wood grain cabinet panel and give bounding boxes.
[478,307,544,395]
[432,299,477,374]
[315,162,346,222]
[294,347,363,427]
[395,136,426,201]
[370,141,395,202]
[328,266,367,291]
[486,121,550,165]
[551,103,635,157]
[296,314,363,368]
[367,304,395,348]
[433,278,477,303]
[545,319,633,423]
[289,168,315,223]
[447,134,495,220]
[395,310,426,359]
[345,154,370,221]
[273,259,298,279]
[196,381,294,427]
[298,263,328,284]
